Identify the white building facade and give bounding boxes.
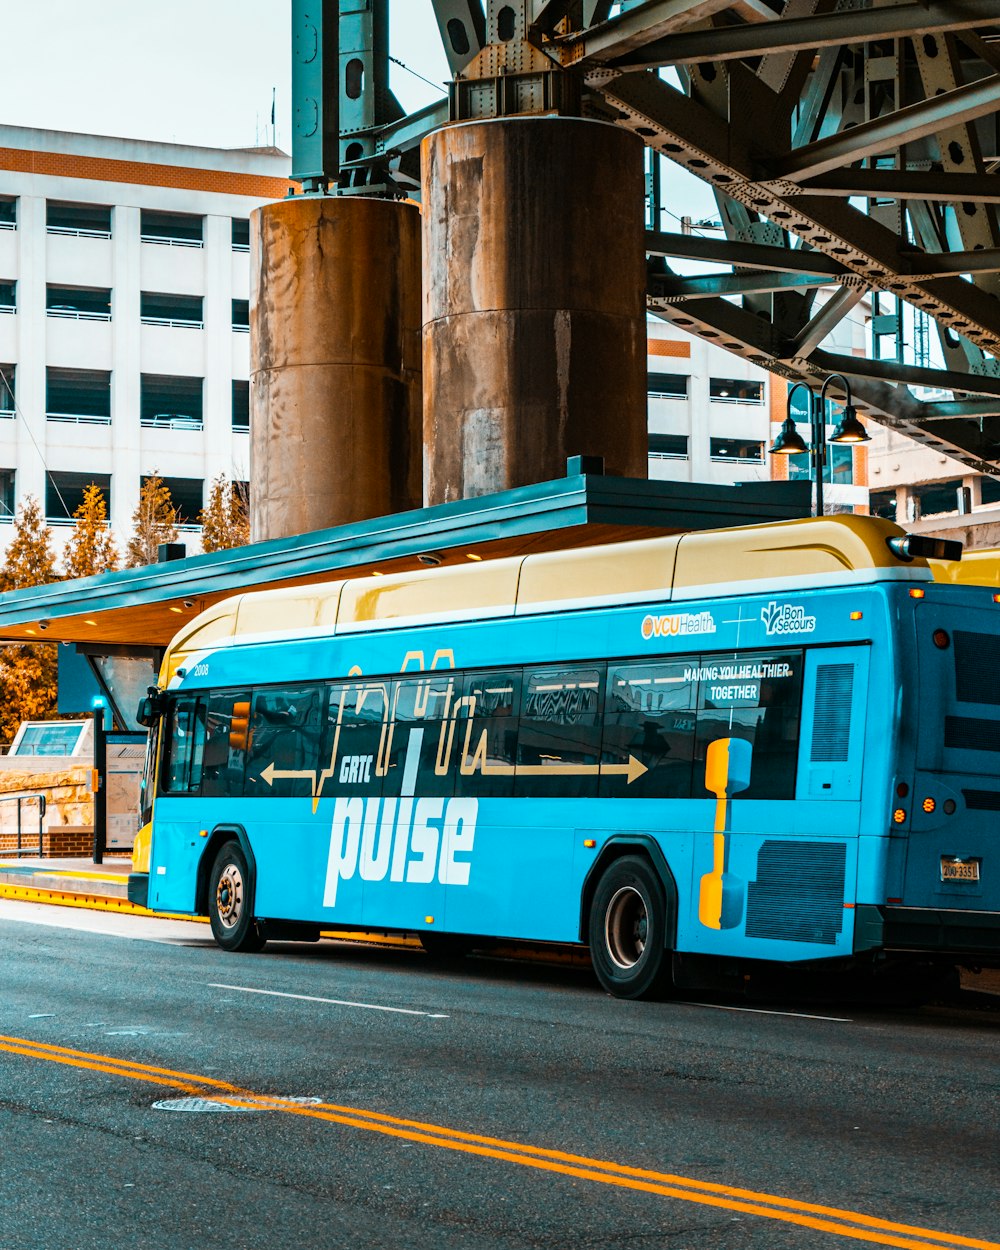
[0,125,291,559]
[645,317,871,513]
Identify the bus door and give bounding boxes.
[909,601,1000,914]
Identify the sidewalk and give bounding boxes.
[0,855,133,910]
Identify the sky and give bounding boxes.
[3,0,450,150]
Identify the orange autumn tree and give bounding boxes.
[63,482,119,579]
[0,496,60,742]
[125,474,178,568]
[199,474,250,553]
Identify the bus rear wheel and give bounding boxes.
[588,856,671,1000]
[208,841,266,953]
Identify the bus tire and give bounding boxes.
[208,841,266,953]
[588,855,671,1000]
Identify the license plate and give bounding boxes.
[940,857,980,883]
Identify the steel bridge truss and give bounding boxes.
[295,0,1000,470]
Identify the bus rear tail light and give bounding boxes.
[909,588,925,599]
[850,611,863,621]
[922,797,936,814]
[993,593,1000,604]
[932,629,950,649]
[893,808,907,824]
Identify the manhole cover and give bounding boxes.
[153,1095,321,1113]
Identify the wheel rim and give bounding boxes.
[215,863,245,930]
[605,885,648,970]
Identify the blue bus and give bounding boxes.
[129,515,1000,998]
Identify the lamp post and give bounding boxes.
[768,373,870,516]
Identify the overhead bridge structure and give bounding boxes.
[302,0,1000,475]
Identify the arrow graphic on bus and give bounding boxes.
[261,753,648,797]
[260,763,317,789]
[475,756,648,784]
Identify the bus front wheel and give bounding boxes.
[588,856,671,1000]
[208,841,266,953]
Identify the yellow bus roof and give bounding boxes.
[162,514,924,680]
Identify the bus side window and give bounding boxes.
[201,691,252,798]
[384,674,458,798]
[332,679,390,797]
[693,650,804,800]
[160,697,207,795]
[245,685,324,798]
[516,664,606,797]
[456,669,521,798]
[602,661,696,798]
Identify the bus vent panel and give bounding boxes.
[745,840,847,945]
[810,663,854,763]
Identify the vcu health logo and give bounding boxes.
[641,611,716,640]
[761,601,816,636]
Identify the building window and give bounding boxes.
[140,374,204,430]
[981,477,1000,507]
[870,490,896,521]
[232,219,250,251]
[232,380,249,431]
[0,198,16,230]
[140,210,203,248]
[0,469,14,520]
[0,365,13,417]
[46,368,111,425]
[46,472,112,523]
[140,292,204,328]
[710,437,764,463]
[0,281,15,313]
[648,433,688,460]
[788,441,854,485]
[46,201,112,238]
[913,478,964,518]
[647,371,688,400]
[232,299,249,332]
[144,475,203,525]
[710,377,763,404]
[46,285,112,321]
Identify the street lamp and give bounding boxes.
[768,373,870,516]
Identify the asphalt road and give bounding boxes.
[0,901,997,1250]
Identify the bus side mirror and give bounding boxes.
[136,687,165,728]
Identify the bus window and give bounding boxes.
[517,665,606,797]
[330,678,391,797]
[383,674,458,798]
[456,669,521,797]
[245,685,325,798]
[693,651,803,800]
[201,691,251,798]
[160,697,206,795]
[602,661,696,798]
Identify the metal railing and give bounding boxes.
[0,304,15,315]
[46,412,112,425]
[140,415,203,432]
[0,792,46,857]
[232,324,250,333]
[231,243,250,253]
[0,221,15,232]
[140,234,203,249]
[141,316,204,330]
[47,308,112,322]
[47,226,111,240]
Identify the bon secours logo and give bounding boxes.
[641,611,716,640]
[760,601,817,636]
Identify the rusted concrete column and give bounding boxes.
[422,116,647,505]
[250,196,422,541]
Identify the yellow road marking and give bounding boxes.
[0,1034,994,1250]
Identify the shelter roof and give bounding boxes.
[0,472,810,649]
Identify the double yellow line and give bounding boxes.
[1,1032,994,1250]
